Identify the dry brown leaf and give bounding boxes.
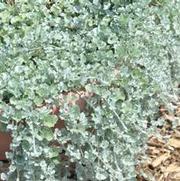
[164,163,180,173]
[163,159,171,167]
[157,174,164,181]
[164,113,175,121]
[146,146,160,155]
[147,137,165,147]
[174,130,180,138]
[151,153,170,168]
[176,106,180,117]
[171,172,180,180]
[168,138,180,148]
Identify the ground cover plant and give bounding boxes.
[0,0,180,180]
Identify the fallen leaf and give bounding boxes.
[174,130,180,138]
[157,174,164,181]
[147,137,165,147]
[164,163,180,173]
[146,146,160,155]
[171,172,180,180]
[159,105,167,113]
[151,153,170,168]
[168,138,180,148]
[164,113,175,121]
[176,106,180,116]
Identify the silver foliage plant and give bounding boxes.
[0,0,179,180]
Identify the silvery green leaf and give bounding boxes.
[42,115,58,128]
[96,168,108,180]
[1,173,7,181]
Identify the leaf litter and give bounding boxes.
[136,101,180,181]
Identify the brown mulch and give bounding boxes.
[136,102,180,181]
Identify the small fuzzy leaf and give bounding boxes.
[43,115,58,128]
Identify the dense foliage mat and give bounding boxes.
[0,0,180,180]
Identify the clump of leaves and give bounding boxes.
[0,0,179,180]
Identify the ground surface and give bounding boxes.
[137,101,180,181]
